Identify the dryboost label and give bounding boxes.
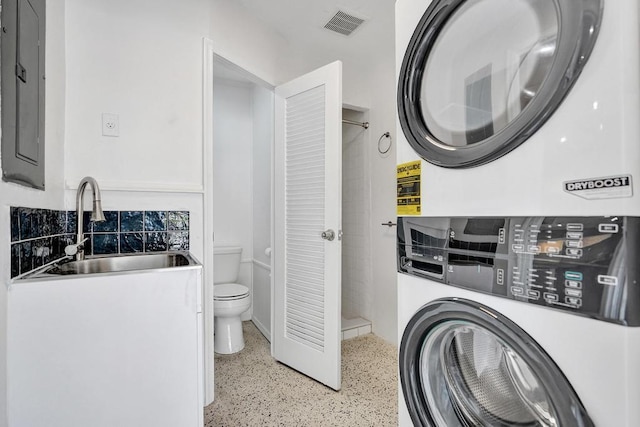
[564,175,633,200]
[397,160,421,215]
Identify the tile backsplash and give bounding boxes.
[10,207,190,278]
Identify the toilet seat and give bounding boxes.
[214,283,249,301]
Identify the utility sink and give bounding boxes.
[43,252,197,276]
[8,251,203,426]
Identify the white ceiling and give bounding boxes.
[234,0,395,66]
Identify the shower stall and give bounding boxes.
[341,108,373,339]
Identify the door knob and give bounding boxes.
[321,229,335,241]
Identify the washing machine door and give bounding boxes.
[400,298,593,427]
[398,0,603,168]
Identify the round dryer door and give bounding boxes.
[398,0,603,168]
[400,298,594,427]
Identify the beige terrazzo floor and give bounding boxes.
[204,321,398,426]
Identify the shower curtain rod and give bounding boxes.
[342,119,369,129]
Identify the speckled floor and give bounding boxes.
[204,321,398,426]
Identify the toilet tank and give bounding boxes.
[213,246,242,284]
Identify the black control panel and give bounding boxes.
[397,216,640,325]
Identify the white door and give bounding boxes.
[273,61,342,390]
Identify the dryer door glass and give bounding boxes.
[398,0,603,168]
[421,0,557,147]
[399,299,594,427]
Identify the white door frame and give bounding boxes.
[202,38,215,406]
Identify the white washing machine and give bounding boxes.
[397,216,640,426]
[395,1,640,425]
[395,0,640,217]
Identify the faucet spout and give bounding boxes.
[75,176,105,260]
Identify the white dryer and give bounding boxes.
[395,0,639,217]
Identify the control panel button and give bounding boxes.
[565,296,582,307]
[566,232,583,240]
[497,269,504,286]
[597,275,618,286]
[498,228,506,244]
[526,290,540,300]
[598,224,619,233]
[527,245,541,254]
[566,240,583,248]
[566,248,583,257]
[565,288,583,298]
[510,287,524,296]
[565,280,582,289]
[512,244,524,252]
[566,223,584,231]
[544,293,559,303]
[564,271,584,281]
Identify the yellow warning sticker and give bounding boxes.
[397,160,421,215]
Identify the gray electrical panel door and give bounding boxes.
[1,0,46,190]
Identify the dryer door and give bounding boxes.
[399,298,593,427]
[398,0,603,168]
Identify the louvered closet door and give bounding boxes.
[273,61,342,390]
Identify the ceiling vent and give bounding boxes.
[323,10,365,36]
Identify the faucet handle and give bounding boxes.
[65,237,89,256]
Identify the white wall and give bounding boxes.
[211,0,289,87]
[0,2,67,425]
[251,84,273,338]
[251,84,273,267]
[212,80,254,320]
[212,81,253,250]
[367,58,398,344]
[63,0,212,260]
[64,0,211,189]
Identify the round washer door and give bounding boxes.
[398,0,603,168]
[400,298,594,427]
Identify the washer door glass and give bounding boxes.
[399,299,594,427]
[423,322,556,425]
[398,0,603,168]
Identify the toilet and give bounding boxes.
[213,246,251,354]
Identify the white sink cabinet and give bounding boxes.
[7,265,203,427]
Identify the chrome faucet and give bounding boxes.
[73,176,106,261]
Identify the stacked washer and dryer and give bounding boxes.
[395,0,640,426]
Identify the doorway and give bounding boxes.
[212,57,374,346]
[211,55,274,341]
[207,52,375,392]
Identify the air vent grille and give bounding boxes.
[323,10,365,36]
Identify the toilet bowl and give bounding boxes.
[213,246,251,354]
[214,283,250,354]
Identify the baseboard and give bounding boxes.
[251,317,271,342]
